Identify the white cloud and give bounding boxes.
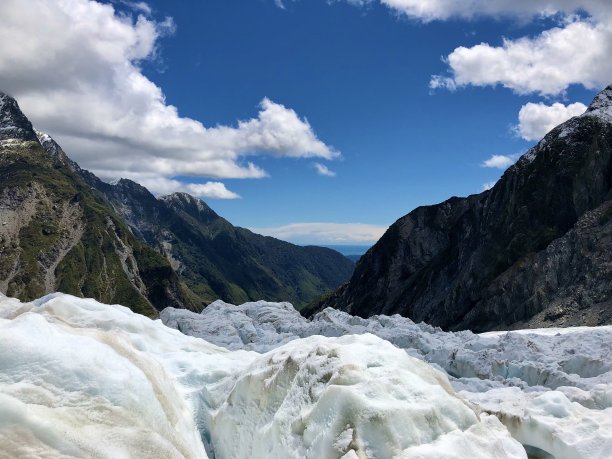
[430,19,612,96]
[377,0,611,22]
[134,177,240,199]
[117,1,153,15]
[481,154,516,169]
[249,222,387,245]
[313,162,336,177]
[337,2,612,97]
[0,0,337,198]
[482,181,497,191]
[517,101,587,141]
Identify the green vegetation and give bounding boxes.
[159,205,355,308]
[0,141,191,317]
[1,139,352,316]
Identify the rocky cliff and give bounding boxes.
[0,94,196,316]
[318,85,612,331]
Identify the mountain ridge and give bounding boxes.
[0,97,193,316]
[0,91,354,312]
[316,85,612,331]
[94,180,355,308]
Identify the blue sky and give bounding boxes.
[1,0,608,244]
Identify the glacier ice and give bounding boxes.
[0,293,529,459]
[162,300,612,459]
[211,334,524,459]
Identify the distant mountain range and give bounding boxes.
[0,92,354,315]
[323,245,372,262]
[315,85,612,332]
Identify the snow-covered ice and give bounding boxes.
[0,293,528,459]
[162,300,612,459]
[212,334,524,459]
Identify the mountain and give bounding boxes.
[317,85,612,332]
[87,181,355,309]
[0,94,196,317]
[0,92,354,312]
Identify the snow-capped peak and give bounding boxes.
[0,92,11,109]
[0,91,38,142]
[35,129,61,156]
[161,192,214,214]
[584,84,612,123]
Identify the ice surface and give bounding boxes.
[0,293,525,459]
[212,334,524,459]
[162,300,612,458]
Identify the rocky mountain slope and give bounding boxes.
[0,92,354,312]
[87,177,355,308]
[318,85,612,332]
[0,94,197,316]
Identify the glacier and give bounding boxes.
[162,300,612,459]
[0,293,609,458]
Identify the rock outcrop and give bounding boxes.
[319,85,612,331]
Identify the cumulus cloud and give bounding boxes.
[430,19,612,96]
[313,162,336,177]
[336,1,612,97]
[117,1,153,15]
[481,154,516,169]
[0,0,337,198]
[517,101,587,141]
[249,223,387,245]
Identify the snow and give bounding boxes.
[0,293,526,459]
[34,129,61,156]
[211,334,524,459]
[162,299,612,459]
[585,86,612,123]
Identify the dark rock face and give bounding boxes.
[322,85,612,331]
[0,92,38,142]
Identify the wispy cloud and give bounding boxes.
[376,0,611,22]
[249,222,387,245]
[313,162,336,177]
[481,181,497,191]
[116,0,152,15]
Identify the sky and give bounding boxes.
[0,0,610,245]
